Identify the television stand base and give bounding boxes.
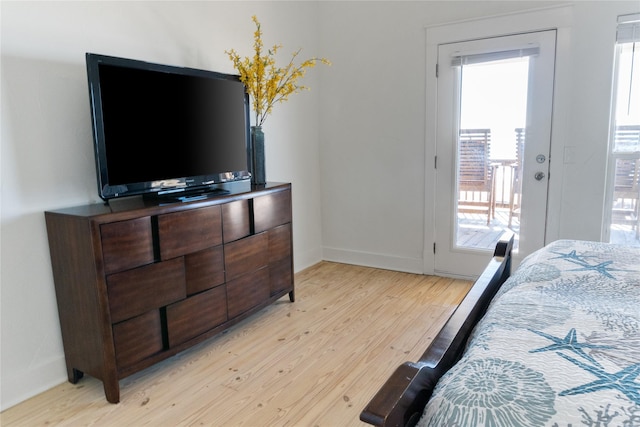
[146,187,231,203]
[175,188,230,202]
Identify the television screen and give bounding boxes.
[86,53,251,200]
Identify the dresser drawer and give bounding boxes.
[227,267,270,318]
[253,190,292,233]
[166,286,228,347]
[268,224,292,263]
[222,200,250,243]
[113,309,164,370]
[270,258,293,296]
[107,257,186,323]
[224,233,268,281]
[101,217,154,275]
[158,206,222,260]
[185,246,225,295]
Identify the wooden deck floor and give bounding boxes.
[610,223,640,247]
[457,207,520,250]
[459,207,640,249]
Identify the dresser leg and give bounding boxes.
[103,374,120,403]
[288,290,295,302]
[68,368,84,384]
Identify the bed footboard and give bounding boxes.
[360,233,514,427]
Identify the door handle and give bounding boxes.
[534,171,545,181]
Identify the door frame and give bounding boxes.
[423,5,573,277]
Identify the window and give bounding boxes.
[604,13,640,246]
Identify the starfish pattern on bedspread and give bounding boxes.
[556,352,640,405]
[529,328,613,367]
[548,249,637,279]
[565,260,624,279]
[549,250,598,265]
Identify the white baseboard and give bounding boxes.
[1,356,67,411]
[322,247,424,274]
[293,246,323,273]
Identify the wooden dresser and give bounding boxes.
[45,182,294,403]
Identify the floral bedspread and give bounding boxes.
[419,240,640,427]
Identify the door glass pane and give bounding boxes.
[608,41,639,247]
[456,57,529,251]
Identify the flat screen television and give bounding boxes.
[86,53,251,201]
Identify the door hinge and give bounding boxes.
[434,155,437,169]
[435,63,439,78]
[433,242,436,253]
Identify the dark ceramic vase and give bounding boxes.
[250,126,266,185]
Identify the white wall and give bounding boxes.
[1,1,324,410]
[318,1,639,272]
[317,1,556,272]
[2,0,638,412]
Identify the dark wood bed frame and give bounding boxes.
[360,233,515,427]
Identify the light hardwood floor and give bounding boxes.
[1,262,471,426]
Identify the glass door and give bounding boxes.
[603,14,640,247]
[434,30,556,277]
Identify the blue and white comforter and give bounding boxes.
[419,240,640,427]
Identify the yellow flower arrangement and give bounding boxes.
[226,16,330,127]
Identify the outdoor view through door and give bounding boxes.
[456,56,529,251]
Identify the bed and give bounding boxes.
[361,234,640,427]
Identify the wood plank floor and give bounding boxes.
[1,262,471,427]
